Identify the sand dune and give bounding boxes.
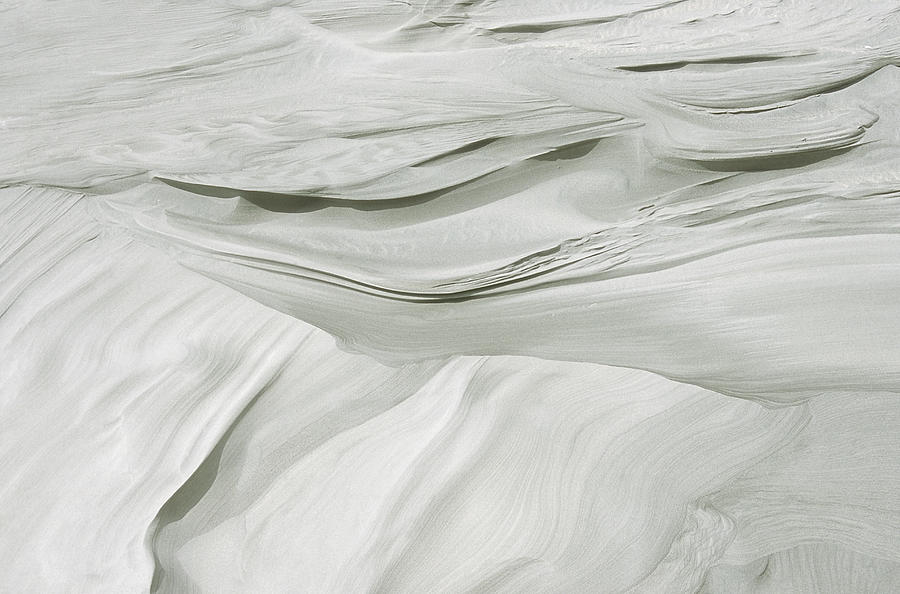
[2,1,899,592]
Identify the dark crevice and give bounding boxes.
[529,138,600,161]
[157,174,486,213]
[690,145,857,172]
[488,19,615,33]
[619,55,786,73]
[409,137,498,167]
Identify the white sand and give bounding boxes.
[2,1,900,592]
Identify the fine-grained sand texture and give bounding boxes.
[2,1,900,592]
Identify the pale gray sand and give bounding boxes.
[2,1,900,592]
